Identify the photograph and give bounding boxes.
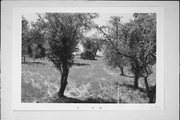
[21,12,156,104]
[2,1,179,120]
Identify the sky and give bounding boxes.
[94,13,133,25]
[23,13,134,25]
[23,13,134,37]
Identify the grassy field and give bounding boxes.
[22,55,156,103]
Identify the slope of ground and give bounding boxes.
[21,55,155,103]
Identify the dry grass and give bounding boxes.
[21,55,156,103]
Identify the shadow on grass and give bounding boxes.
[73,62,90,66]
[22,61,46,65]
[46,96,120,103]
[118,82,145,93]
[80,58,98,61]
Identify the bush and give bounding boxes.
[80,50,95,60]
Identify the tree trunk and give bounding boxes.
[93,48,98,60]
[144,76,150,97]
[23,55,26,63]
[134,73,139,89]
[131,62,140,89]
[149,84,156,103]
[33,53,35,61]
[58,65,69,98]
[120,66,124,76]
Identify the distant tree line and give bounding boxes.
[22,16,46,62]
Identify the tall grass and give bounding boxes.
[21,56,155,103]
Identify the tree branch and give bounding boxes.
[95,26,137,61]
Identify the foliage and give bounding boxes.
[103,16,128,75]
[104,45,127,75]
[42,13,98,97]
[96,13,156,101]
[22,16,46,60]
[44,13,97,70]
[22,16,30,55]
[81,37,100,60]
[126,13,156,92]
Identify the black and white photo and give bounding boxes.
[21,12,156,104]
[2,1,179,120]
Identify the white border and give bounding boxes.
[12,7,164,110]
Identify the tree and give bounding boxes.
[96,13,156,102]
[30,19,46,60]
[22,16,30,62]
[22,16,46,62]
[44,13,98,97]
[104,45,127,76]
[81,35,101,60]
[128,13,156,94]
[102,16,128,76]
